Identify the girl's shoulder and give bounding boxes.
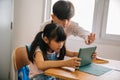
[35,47,41,52]
[34,47,42,55]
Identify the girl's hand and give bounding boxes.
[65,57,81,69]
[92,51,97,60]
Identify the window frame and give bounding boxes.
[44,0,120,46]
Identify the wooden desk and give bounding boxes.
[45,59,120,80]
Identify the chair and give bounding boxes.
[13,46,30,71]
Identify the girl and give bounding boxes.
[28,23,80,80]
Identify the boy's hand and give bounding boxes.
[85,33,95,45]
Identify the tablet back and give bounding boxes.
[78,46,97,67]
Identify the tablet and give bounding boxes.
[78,46,97,67]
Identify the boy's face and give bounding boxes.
[51,14,71,28]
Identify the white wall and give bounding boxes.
[12,0,44,49]
[10,0,44,79]
[66,36,120,60]
[0,0,12,79]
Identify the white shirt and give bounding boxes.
[40,20,90,40]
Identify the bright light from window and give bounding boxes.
[106,0,120,35]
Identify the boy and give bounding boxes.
[40,0,95,45]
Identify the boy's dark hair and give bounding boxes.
[53,0,74,20]
[28,23,67,63]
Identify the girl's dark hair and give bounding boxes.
[28,23,67,63]
[53,0,74,20]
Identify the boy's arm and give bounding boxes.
[69,21,95,45]
[65,50,78,57]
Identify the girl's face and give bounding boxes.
[48,39,65,53]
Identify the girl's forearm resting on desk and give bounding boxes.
[35,60,67,70]
[35,58,80,70]
[34,50,80,70]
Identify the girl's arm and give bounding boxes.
[65,50,79,57]
[34,51,80,70]
[66,50,96,59]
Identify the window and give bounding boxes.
[100,0,120,44]
[106,0,120,35]
[44,0,120,45]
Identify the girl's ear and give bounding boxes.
[43,36,49,44]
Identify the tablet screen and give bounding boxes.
[78,46,97,67]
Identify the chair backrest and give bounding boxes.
[14,46,30,71]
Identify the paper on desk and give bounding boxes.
[62,67,75,72]
[95,57,120,71]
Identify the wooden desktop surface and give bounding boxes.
[45,58,120,80]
